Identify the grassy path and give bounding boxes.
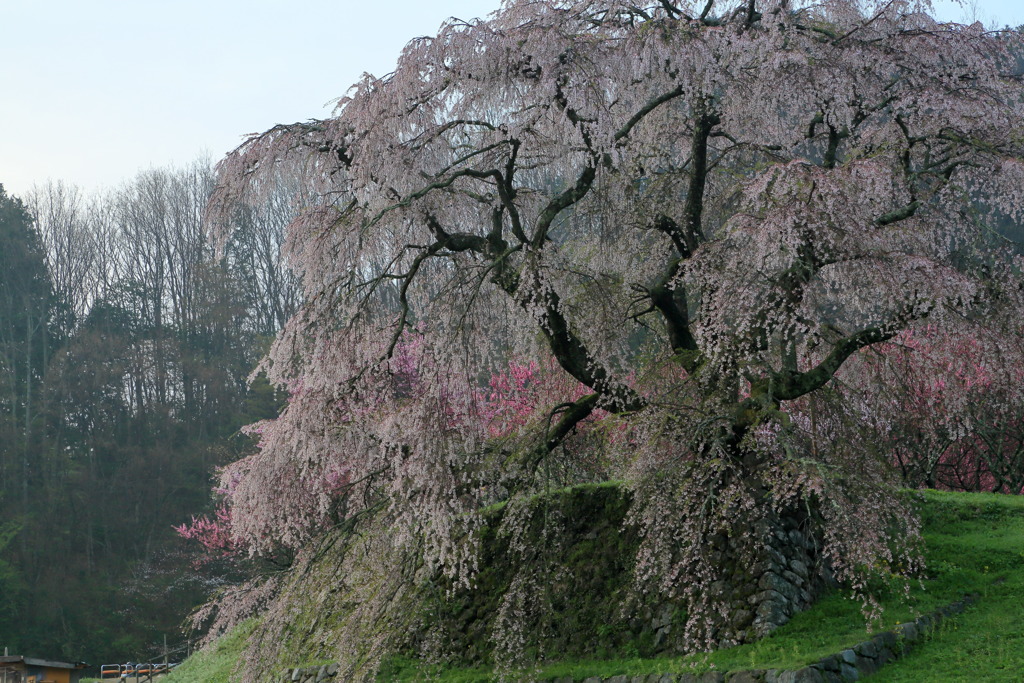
[870,492,1024,682]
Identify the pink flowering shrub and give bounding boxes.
[479,359,542,438]
[846,323,1024,494]
[174,504,238,562]
[480,358,610,438]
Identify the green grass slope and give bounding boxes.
[162,619,258,683]
[871,491,1024,682]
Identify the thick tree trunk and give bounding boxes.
[654,428,834,649]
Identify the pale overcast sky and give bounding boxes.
[1,0,1021,198]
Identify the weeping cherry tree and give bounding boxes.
[204,0,1024,663]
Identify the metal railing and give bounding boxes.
[99,663,177,680]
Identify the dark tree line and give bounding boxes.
[0,162,298,664]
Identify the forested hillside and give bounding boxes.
[0,167,296,662]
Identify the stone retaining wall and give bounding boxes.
[566,595,975,683]
[277,662,338,682]
[716,511,825,646]
[276,596,974,683]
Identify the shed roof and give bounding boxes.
[0,655,86,669]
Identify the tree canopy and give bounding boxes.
[208,0,1024,658]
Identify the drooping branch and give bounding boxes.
[652,214,691,260]
[516,392,604,474]
[409,119,497,151]
[646,216,700,363]
[768,322,910,401]
[658,1,682,19]
[499,138,528,243]
[365,167,503,230]
[545,393,602,452]
[531,165,597,248]
[639,107,721,365]
[613,85,686,145]
[378,212,503,361]
[532,78,691,249]
[681,108,720,252]
[513,266,645,412]
[415,210,643,413]
[875,201,922,226]
[383,242,447,359]
[823,124,848,169]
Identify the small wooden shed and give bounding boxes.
[0,655,86,683]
